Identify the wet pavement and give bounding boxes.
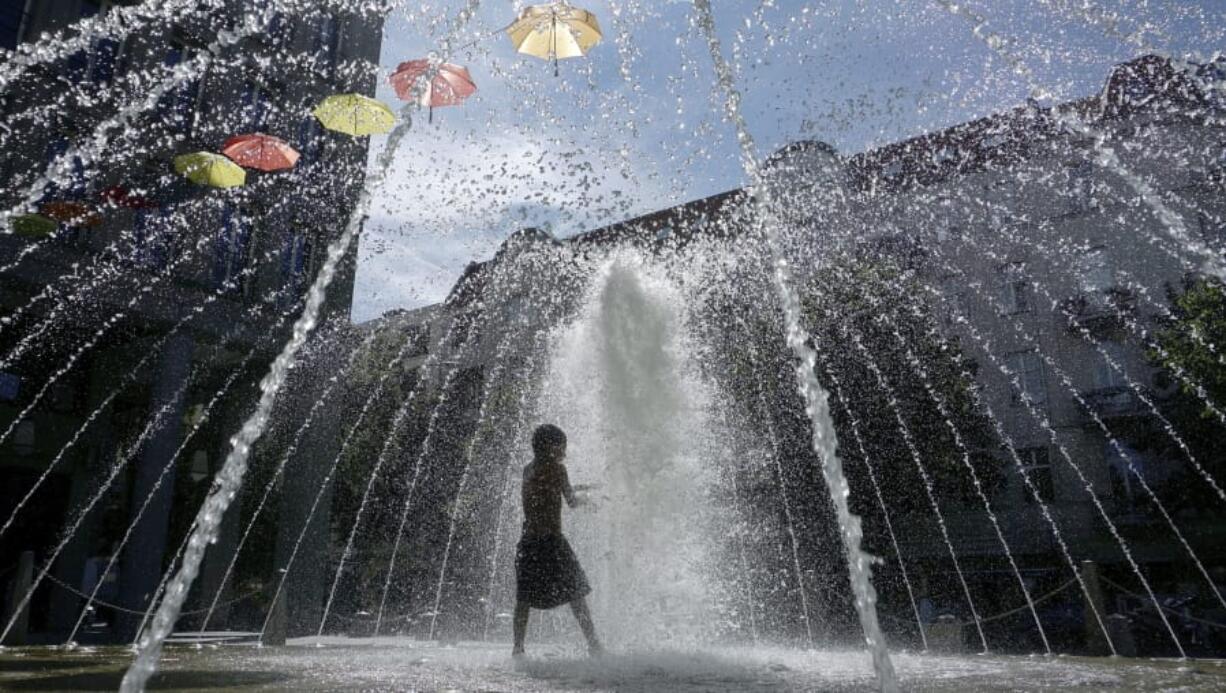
[2,638,1225,691]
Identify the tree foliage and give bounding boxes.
[1123,277,1226,512]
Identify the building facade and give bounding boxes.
[0,1,382,643]
[387,54,1226,653]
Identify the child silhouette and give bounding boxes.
[512,424,602,657]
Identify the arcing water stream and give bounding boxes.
[691,0,898,686]
[0,1,1224,692]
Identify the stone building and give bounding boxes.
[0,1,382,643]
[383,53,1225,652]
[825,54,1225,645]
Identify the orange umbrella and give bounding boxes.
[388,60,476,122]
[221,133,300,172]
[40,200,101,227]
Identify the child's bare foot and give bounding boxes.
[512,646,525,659]
[588,642,605,657]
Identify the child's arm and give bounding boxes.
[560,465,580,508]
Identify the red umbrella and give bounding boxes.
[221,133,300,172]
[99,185,156,209]
[388,60,477,122]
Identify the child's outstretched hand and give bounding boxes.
[575,492,608,510]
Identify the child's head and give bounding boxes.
[532,424,567,461]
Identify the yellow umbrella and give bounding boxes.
[173,152,247,188]
[313,93,395,136]
[507,3,602,75]
[12,213,58,237]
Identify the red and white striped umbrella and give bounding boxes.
[389,60,477,120]
[221,133,300,172]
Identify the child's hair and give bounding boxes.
[532,424,567,458]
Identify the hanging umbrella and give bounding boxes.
[99,185,157,209]
[11,214,58,237]
[507,3,602,76]
[173,152,247,188]
[312,93,395,136]
[221,133,300,172]
[41,200,101,227]
[389,60,477,122]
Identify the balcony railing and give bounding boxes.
[1084,385,1146,418]
[1059,287,1137,338]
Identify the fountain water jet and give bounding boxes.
[63,302,302,644]
[121,1,493,680]
[841,325,990,653]
[691,1,898,687]
[322,311,481,637]
[538,256,724,646]
[929,255,1226,614]
[195,325,387,635]
[728,313,816,645]
[896,294,1119,655]
[876,317,1052,653]
[815,353,930,652]
[925,278,1188,656]
[0,1,1220,690]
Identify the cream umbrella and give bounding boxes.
[507,3,602,76]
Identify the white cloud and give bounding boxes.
[351,0,1226,321]
[351,118,673,321]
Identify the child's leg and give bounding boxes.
[569,597,602,654]
[512,601,530,655]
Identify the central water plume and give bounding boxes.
[536,256,729,647]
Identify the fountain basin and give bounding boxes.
[2,638,1224,691]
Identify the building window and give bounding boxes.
[49,380,79,413]
[90,36,123,83]
[1212,144,1226,180]
[162,42,203,134]
[981,133,1008,149]
[14,420,35,456]
[131,207,174,270]
[241,80,269,130]
[1068,161,1095,212]
[279,230,311,307]
[1199,212,1225,249]
[297,116,323,163]
[936,224,962,243]
[1106,442,1146,506]
[403,324,430,358]
[939,274,969,325]
[214,207,252,291]
[314,14,340,71]
[41,138,88,200]
[997,262,1030,314]
[1078,246,1114,304]
[0,372,21,401]
[247,0,288,42]
[268,10,289,45]
[1007,350,1046,405]
[1018,446,1054,503]
[0,1,29,50]
[1092,342,1128,391]
[65,1,103,80]
[61,1,127,83]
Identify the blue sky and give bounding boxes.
[350,0,1224,322]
